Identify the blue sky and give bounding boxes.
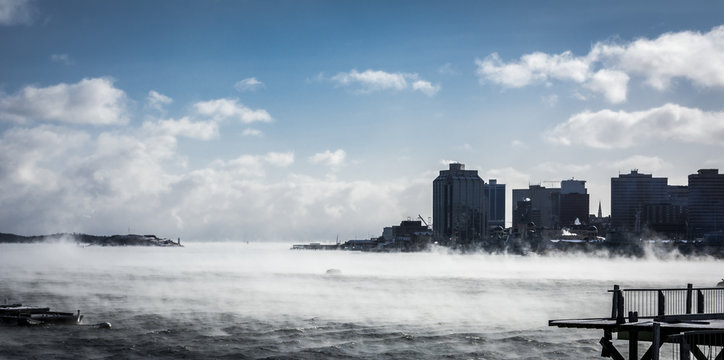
[2,0,724,240]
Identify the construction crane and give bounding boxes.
[418,214,429,227]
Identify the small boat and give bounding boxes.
[0,303,109,327]
[717,279,724,287]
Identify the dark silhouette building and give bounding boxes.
[688,169,724,238]
[432,163,486,243]
[484,179,505,230]
[559,179,589,226]
[610,170,668,232]
[512,185,560,229]
[513,198,539,233]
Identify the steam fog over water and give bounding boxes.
[0,242,720,359]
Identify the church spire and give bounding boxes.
[597,201,602,218]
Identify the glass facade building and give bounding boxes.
[688,169,724,238]
[432,163,485,243]
[610,170,668,232]
[512,185,560,229]
[560,179,589,226]
[484,179,505,229]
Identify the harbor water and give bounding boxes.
[0,242,719,359]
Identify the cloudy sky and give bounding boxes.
[2,0,724,240]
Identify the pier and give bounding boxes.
[549,284,724,359]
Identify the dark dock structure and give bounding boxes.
[550,284,724,359]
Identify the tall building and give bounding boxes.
[484,179,505,230]
[641,185,688,236]
[688,169,724,238]
[559,179,589,226]
[432,163,486,242]
[512,184,560,229]
[610,170,668,232]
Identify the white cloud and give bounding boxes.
[0,124,417,240]
[411,80,441,96]
[533,162,592,175]
[476,51,589,88]
[477,25,724,103]
[226,151,295,176]
[142,117,218,140]
[234,77,264,92]
[242,128,262,137]
[0,125,89,190]
[264,151,295,167]
[50,53,73,65]
[0,87,429,241]
[605,155,670,173]
[330,69,440,96]
[585,69,629,104]
[332,69,407,90]
[0,77,128,125]
[541,94,559,107]
[309,149,346,166]
[146,90,173,112]
[592,26,724,90]
[0,0,32,26]
[438,63,458,76]
[545,103,724,149]
[510,140,527,149]
[483,167,530,188]
[194,98,272,124]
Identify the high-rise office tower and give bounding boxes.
[484,179,505,230]
[610,170,668,232]
[512,185,560,229]
[432,163,486,242]
[560,179,589,226]
[688,169,724,238]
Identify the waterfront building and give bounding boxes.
[688,169,724,238]
[512,184,560,229]
[610,170,668,232]
[559,179,589,226]
[512,198,539,233]
[639,185,688,237]
[432,163,486,243]
[667,185,688,208]
[642,202,686,236]
[484,179,505,230]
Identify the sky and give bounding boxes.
[2,0,724,241]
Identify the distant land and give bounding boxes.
[0,233,182,247]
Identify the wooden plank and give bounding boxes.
[599,337,626,360]
[690,345,708,360]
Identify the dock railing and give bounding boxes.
[610,284,724,323]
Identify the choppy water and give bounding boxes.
[0,242,719,359]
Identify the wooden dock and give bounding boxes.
[549,284,724,360]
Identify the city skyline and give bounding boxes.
[2,1,724,240]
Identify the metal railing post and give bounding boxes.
[611,285,619,319]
